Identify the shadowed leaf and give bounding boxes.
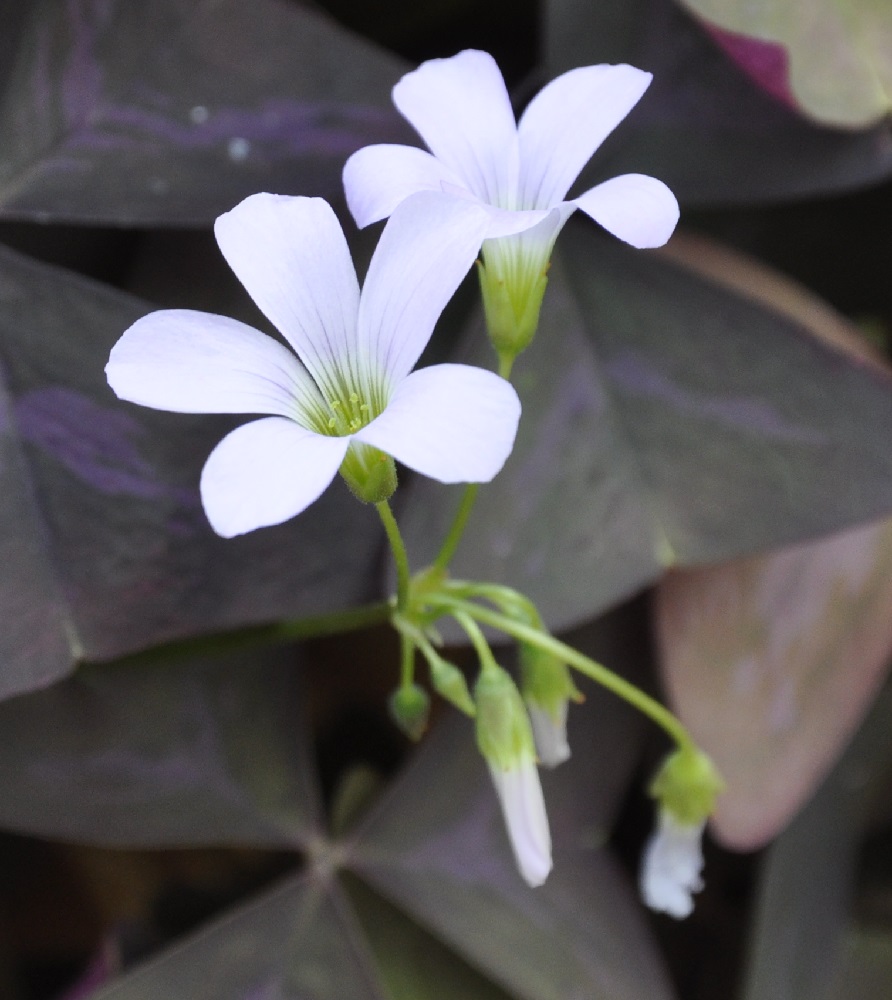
[400,222,892,630]
[0,648,323,847]
[0,0,410,224]
[0,242,381,698]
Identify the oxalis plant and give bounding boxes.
[4,2,892,999]
[106,51,722,909]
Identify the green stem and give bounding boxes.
[450,607,500,676]
[498,354,515,380]
[432,484,479,571]
[376,500,411,613]
[399,630,415,687]
[436,598,694,751]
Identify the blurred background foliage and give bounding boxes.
[1,0,892,998]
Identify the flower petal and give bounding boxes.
[214,194,360,401]
[106,309,323,420]
[517,64,652,208]
[200,417,349,537]
[574,173,680,249]
[343,143,465,228]
[354,363,520,483]
[357,194,491,388]
[527,704,571,768]
[488,759,553,887]
[480,204,555,239]
[640,813,706,919]
[393,49,519,206]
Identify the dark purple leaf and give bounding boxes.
[400,222,892,630]
[0,242,381,698]
[0,647,323,847]
[0,0,412,224]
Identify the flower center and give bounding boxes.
[324,390,372,436]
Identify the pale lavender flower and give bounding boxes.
[106,192,521,536]
[344,49,679,254]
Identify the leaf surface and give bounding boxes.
[0,242,380,697]
[0,0,410,224]
[400,223,892,630]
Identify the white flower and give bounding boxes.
[526,702,571,768]
[105,192,521,537]
[640,811,706,919]
[343,49,679,252]
[488,756,553,888]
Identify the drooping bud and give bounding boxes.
[640,747,724,918]
[519,644,581,767]
[474,666,552,887]
[388,683,430,741]
[427,652,476,717]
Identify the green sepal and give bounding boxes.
[519,645,582,720]
[474,666,535,770]
[478,255,549,367]
[648,747,725,826]
[389,683,430,741]
[340,442,397,504]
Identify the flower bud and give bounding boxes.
[475,666,552,887]
[428,653,476,717]
[388,683,430,741]
[640,747,724,918]
[519,645,581,767]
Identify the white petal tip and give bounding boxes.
[640,814,705,919]
[528,705,571,768]
[488,760,553,888]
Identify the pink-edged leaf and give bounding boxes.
[545,0,892,204]
[654,516,892,849]
[700,22,797,111]
[677,0,892,127]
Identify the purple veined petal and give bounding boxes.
[393,49,520,207]
[106,310,324,421]
[200,417,349,537]
[574,173,680,249]
[343,143,466,228]
[214,194,361,402]
[357,193,491,390]
[517,64,653,209]
[354,363,520,483]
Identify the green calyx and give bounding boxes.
[474,666,536,771]
[649,747,725,826]
[340,442,397,504]
[478,247,549,371]
[520,645,581,720]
